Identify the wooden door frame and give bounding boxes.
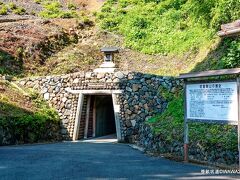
[68,89,123,142]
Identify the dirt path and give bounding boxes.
[74,0,105,11]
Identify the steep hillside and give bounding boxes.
[0,0,98,145]
[97,0,240,74]
[1,0,239,77]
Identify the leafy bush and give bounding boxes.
[67,3,77,10]
[0,5,8,15]
[8,2,17,10]
[13,7,26,15]
[59,11,77,18]
[220,38,240,68]
[39,2,77,18]
[0,108,59,144]
[0,90,60,145]
[39,2,62,18]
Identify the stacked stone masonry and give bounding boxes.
[19,71,181,142]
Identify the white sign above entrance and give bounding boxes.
[186,82,238,123]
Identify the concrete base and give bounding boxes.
[93,62,117,73]
[80,134,118,143]
[93,68,116,73]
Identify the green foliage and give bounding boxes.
[13,7,26,15]
[193,37,240,71]
[147,91,238,152]
[39,2,62,18]
[98,0,240,55]
[8,2,17,10]
[39,1,77,18]
[0,90,60,144]
[220,38,240,68]
[0,5,8,15]
[34,0,42,4]
[147,93,184,142]
[67,3,77,10]
[158,86,174,101]
[30,10,36,16]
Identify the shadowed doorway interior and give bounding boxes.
[95,95,116,137]
[78,95,116,140]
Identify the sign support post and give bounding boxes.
[183,80,189,162]
[184,121,189,162]
[237,77,240,170]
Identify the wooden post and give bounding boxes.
[73,93,84,141]
[84,96,91,139]
[92,96,96,138]
[237,77,240,170]
[184,126,189,162]
[183,80,189,162]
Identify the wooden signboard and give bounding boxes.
[179,68,240,168]
[186,81,238,124]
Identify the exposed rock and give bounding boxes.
[131,120,136,127]
[132,84,139,92]
[114,71,125,79]
[43,93,50,100]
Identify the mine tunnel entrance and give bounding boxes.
[95,96,116,137]
[78,95,116,140]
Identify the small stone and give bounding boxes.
[132,84,139,92]
[61,128,67,134]
[43,93,50,100]
[62,97,67,103]
[41,87,48,94]
[126,87,132,92]
[126,120,132,127]
[85,72,92,79]
[114,71,124,79]
[64,110,71,116]
[144,104,149,110]
[65,103,71,109]
[73,78,79,83]
[113,78,120,83]
[97,73,105,79]
[128,74,134,80]
[126,109,132,115]
[171,87,177,93]
[48,87,54,93]
[106,79,112,83]
[19,81,26,86]
[55,86,61,93]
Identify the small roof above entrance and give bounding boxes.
[218,19,240,37]
[100,47,119,53]
[178,68,240,79]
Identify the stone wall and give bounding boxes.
[137,123,238,166]
[19,71,181,142]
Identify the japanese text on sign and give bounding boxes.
[186,82,238,122]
